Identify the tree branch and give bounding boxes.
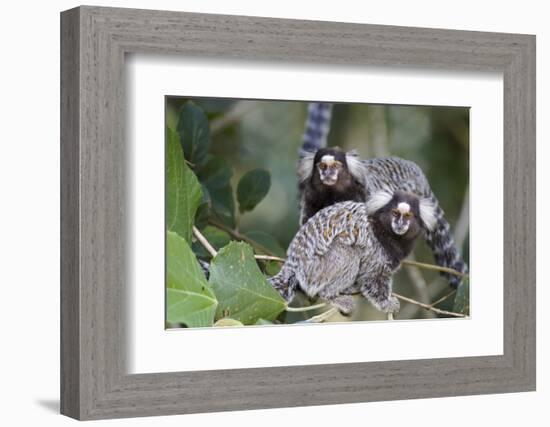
[402,253,434,319]
[201,220,468,319]
[300,308,338,323]
[208,218,275,256]
[192,226,218,257]
[392,292,466,318]
[254,254,286,263]
[401,259,468,278]
[429,289,457,308]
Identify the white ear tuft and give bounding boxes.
[345,151,367,184]
[419,198,438,231]
[366,190,393,215]
[297,151,315,183]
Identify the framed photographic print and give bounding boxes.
[60,5,536,420]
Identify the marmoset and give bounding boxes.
[270,190,437,315]
[297,102,467,288]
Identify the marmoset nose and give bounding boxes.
[321,170,338,184]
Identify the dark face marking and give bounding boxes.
[370,191,425,263]
[299,147,367,225]
[313,148,349,186]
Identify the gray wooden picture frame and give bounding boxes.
[60,5,536,421]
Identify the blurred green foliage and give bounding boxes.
[165,97,470,327]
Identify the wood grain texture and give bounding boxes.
[60,7,80,419]
[60,6,536,420]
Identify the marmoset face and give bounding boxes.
[390,202,415,235]
[371,192,425,239]
[316,154,343,186]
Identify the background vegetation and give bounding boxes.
[165,97,470,328]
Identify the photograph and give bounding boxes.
[165,97,470,328]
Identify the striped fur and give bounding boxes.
[360,157,468,287]
[300,102,333,154]
[270,201,397,313]
[298,102,468,288]
[270,194,428,314]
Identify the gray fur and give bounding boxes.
[270,192,431,315]
[300,102,333,154]
[297,102,468,287]
[360,157,468,286]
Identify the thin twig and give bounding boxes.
[393,292,466,318]
[208,218,274,256]
[429,289,457,308]
[254,254,286,263]
[192,226,218,257]
[402,259,468,278]
[286,303,327,312]
[301,308,338,323]
[402,253,434,319]
[201,220,467,318]
[210,218,466,279]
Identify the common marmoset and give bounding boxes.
[270,190,437,315]
[297,102,467,288]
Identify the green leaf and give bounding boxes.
[245,230,286,257]
[198,155,233,189]
[453,280,470,315]
[255,318,274,326]
[209,184,235,227]
[264,260,282,276]
[166,231,218,327]
[194,203,210,230]
[208,241,286,325]
[177,102,211,167]
[214,318,244,327]
[192,226,232,258]
[194,185,211,230]
[166,128,202,243]
[236,169,271,213]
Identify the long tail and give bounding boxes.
[424,199,468,288]
[300,102,333,155]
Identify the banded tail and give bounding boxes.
[300,102,333,155]
[423,198,468,288]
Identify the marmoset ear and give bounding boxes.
[419,198,438,231]
[366,190,393,215]
[345,150,367,184]
[297,150,315,183]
